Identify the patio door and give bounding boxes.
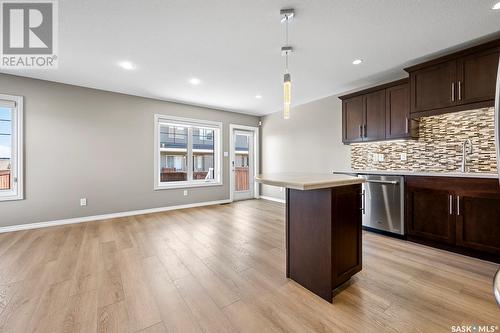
[231,126,258,201]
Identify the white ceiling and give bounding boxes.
[2,0,500,115]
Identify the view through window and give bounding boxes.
[156,116,221,188]
[0,107,12,191]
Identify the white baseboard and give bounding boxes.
[0,199,232,234]
[259,196,286,204]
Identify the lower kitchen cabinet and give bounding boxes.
[406,176,500,262]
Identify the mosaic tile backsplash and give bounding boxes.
[351,107,497,173]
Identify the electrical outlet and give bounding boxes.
[183,190,188,196]
[80,198,87,206]
[223,151,229,157]
[279,187,284,192]
[400,152,407,161]
[372,153,379,162]
[378,154,385,162]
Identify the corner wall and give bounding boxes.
[260,95,350,200]
[0,74,259,227]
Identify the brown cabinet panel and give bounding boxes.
[411,61,456,113]
[457,49,499,105]
[406,186,455,244]
[386,83,410,139]
[342,96,364,143]
[364,90,386,141]
[456,194,500,254]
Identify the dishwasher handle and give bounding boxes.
[364,179,399,185]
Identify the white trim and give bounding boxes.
[0,94,23,202]
[259,196,286,204]
[0,199,231,234]
[229,124,260,202]
[154,114,223,190]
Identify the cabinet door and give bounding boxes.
[411,60,456,113]
[364,90,386,141]
[386,83,410,139]
[456,193,500,254]
[406,186,455,244]
[342,96,364,143]
[457,49,500,105]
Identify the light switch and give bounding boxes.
[372,153,379,162]
[80,198,87,206]
[183,190,188,196]
[378,154,384,162]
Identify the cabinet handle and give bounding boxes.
[359,125,362,138]
[360,190,366,214]
[456,196,460,216]
[449,195,453,215]
[451,82,455,102]
[458,81,462,101]
[364,124,367,137]
[405,117,409,134]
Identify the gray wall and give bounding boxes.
[0,74,259,227]
[261,95,351,200]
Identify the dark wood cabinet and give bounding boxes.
[364,90,386,141]
[341,79,416,144]
[457,48,500,105]
[406,39,500,117]
[386,83,413,139]
[406,176,500,262]
[343,96,364,143]
[406,186,455,244]
[410,61,457,113]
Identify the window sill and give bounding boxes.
[0,193,24,202]
[154,181,223,190]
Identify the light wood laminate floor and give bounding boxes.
[0,199,498,333]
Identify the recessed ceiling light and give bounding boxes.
[189,78,201,85]
[255,94,262,99]
[118,61,136,70]
[352,59,363,65]
[493,2,500,9]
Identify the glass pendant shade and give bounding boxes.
[283,73,291,119]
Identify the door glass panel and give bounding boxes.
[235,134,249,191]
[193,127,215,180]
[0,108,12,190]
[159,125,187,182]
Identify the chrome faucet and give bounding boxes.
[461,139,473,173]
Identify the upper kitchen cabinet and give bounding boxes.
[405,39,500,117]
[340,79,416,144]
[343,96,364,143]
[364,90,386,141]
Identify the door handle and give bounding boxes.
[451,82,455,102]
[449,195,453,215]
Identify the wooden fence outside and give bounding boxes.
[235,167,249,191]
[0,171,10,190]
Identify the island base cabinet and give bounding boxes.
[286,184,362,302]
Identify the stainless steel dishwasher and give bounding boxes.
[359,174,404,236]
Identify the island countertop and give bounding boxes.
[256,173,364,190]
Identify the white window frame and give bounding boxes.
[0,94,23,201]
[154,114,222,190]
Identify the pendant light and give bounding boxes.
[281,8,294,120]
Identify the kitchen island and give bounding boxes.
[256,173,364,302]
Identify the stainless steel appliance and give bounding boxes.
[359,174,404,235]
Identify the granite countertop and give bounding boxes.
[335,170,498,179]
[256,173,364,190]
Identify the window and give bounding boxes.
[155,115,222,189]
[0,94,23,201]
